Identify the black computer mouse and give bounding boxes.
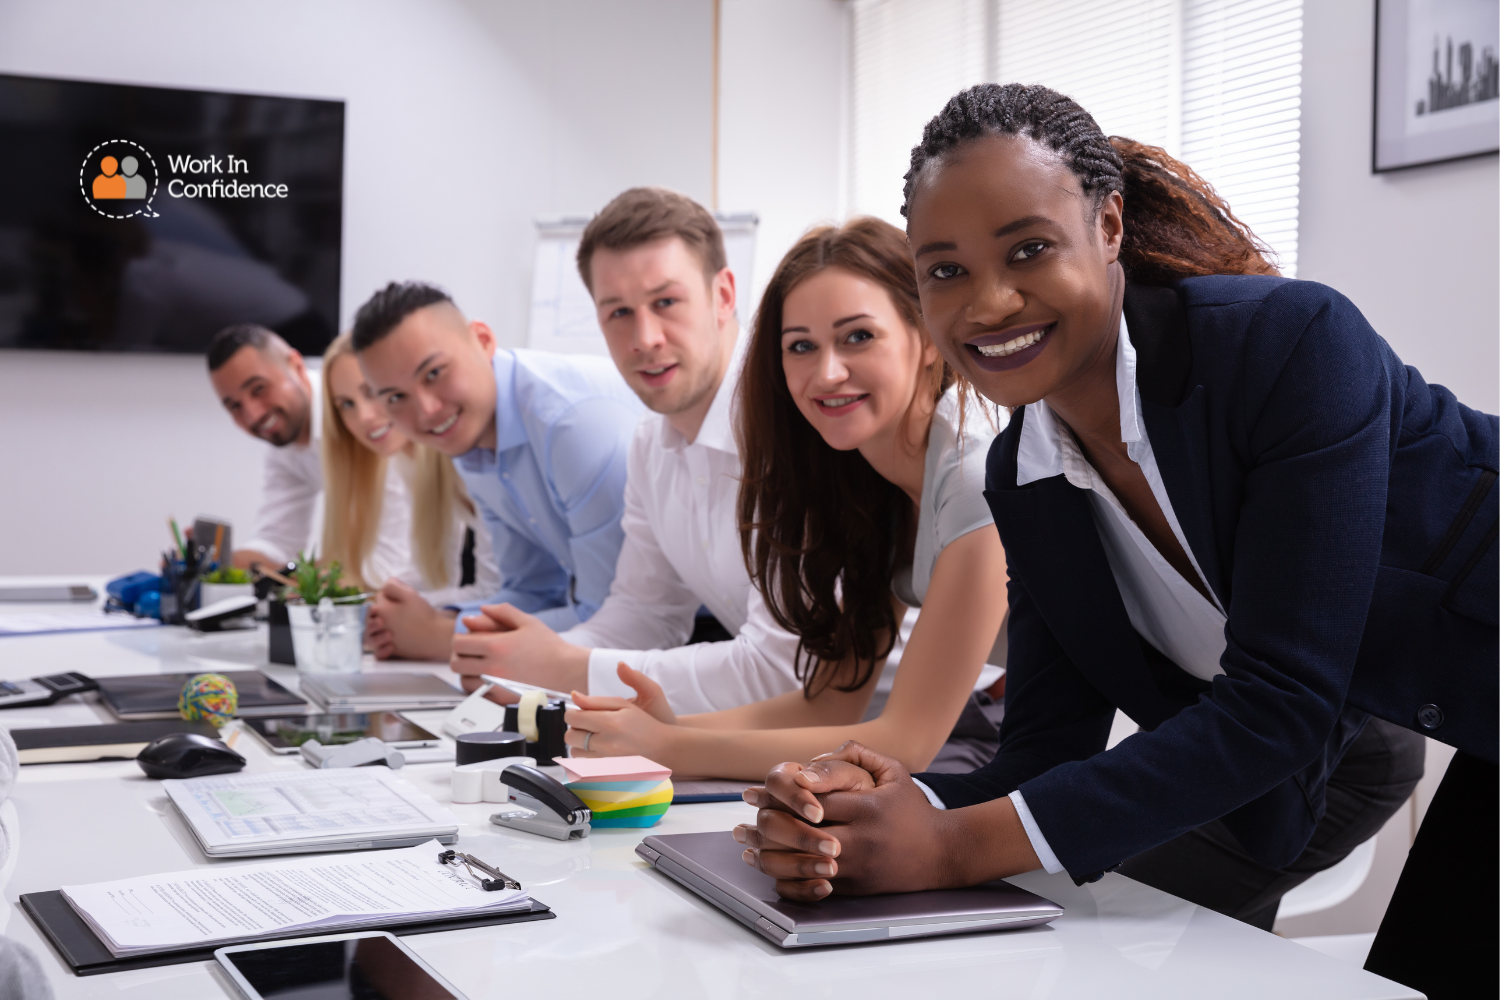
[136,732,247,779]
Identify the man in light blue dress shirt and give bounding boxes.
[353,281,642,660]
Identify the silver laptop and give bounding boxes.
[298,673,465,712]
[637,831,1063,948]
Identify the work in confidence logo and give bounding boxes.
[80,139,159,218]
[80,140,292,218]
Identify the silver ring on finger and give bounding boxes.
[582,731,593,752]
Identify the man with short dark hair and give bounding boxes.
[206,324,322,569]
[439,187,806,713]
[355,282,643,661]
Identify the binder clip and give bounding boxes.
[437,849,521,891]
[489,764,591,841]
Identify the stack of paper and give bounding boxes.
[61,840,529,958]
[560,756,673,828]
[164,768,459,857]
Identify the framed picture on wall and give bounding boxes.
[1374,0,1500,172]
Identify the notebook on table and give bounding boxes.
[637,831,1064,948]
[12,719,222,764]
[164,767,460,857]
[97,671,307,720]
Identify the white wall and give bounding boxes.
[0,0,712,574]
[1298,0,1499,413]
[718,0,850,310]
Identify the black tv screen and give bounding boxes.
[0,73,343,355]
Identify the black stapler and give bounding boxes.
[490,764,591,840]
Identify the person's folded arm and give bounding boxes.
[568,527,1007,778]
[585,585,806,715]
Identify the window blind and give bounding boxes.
[995,0,1181,153]
[1181,0,1303,275]
[849,0,1302,275]
[850,0,989,225]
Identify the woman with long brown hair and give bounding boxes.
[320,331,498,604]
[739,83,1495,998]
[563,216,1011,779]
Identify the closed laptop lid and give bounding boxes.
[98,671,304,718]
[299,673,462,701]
[643,831,1063,934]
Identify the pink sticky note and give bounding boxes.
[558,755,671,783]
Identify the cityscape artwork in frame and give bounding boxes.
[1374,0,1499,172]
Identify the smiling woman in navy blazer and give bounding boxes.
[736,84,1497,999]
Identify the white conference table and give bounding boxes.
[0,579,1420,999]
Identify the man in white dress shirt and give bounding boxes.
[449,188,803,715]
[206,324,322,570]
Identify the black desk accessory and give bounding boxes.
[454,730,527,766]
[136,733,246,779]
[0,672,97,709]
[489,765,591,841]
[21,891,554,976]
[13,719,222,765]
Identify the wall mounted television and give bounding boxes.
[0,73,343,356]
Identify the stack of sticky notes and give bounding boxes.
[559,756,673,828]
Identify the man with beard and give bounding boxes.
[206,324,322,570]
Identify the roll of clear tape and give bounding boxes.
[517,690,547,741]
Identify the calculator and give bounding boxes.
[0,672,98,708]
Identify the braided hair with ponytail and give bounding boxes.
[902,83,1279,284]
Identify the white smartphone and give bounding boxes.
[215,930,468,999]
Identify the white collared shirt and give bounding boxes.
[918,315,1229,876]
[559,333,807,715]
[240,377,324,565]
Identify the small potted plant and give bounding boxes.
[200,566,254,608]
[284,554,370,673]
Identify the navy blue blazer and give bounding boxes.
[919,275,1498,882]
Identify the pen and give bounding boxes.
[168,517,186,559]
[479,675,577,708]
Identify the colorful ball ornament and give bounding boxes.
[178,673,239,726]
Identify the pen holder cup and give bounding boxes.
[157,559,200,625]
[288,600,368,674]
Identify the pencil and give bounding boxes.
[168,517,186,559]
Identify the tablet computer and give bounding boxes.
[637,830,1063,948]
[216,931,467,1000]
[243,712,441,754]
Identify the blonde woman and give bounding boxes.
[319,332,499,608]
